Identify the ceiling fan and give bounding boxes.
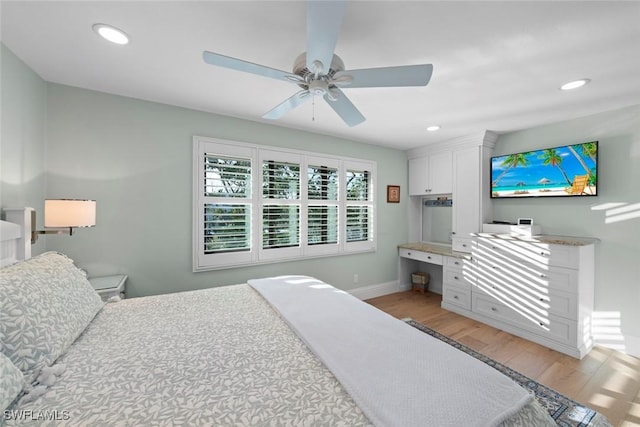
[202,1,433,127]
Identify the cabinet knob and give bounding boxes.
[539,274,546,278]
[539,298,544,302]
[407,252,411,256]
[462,244,467,247]
[491,307,498,312]
[540,252,547,256]
[453,295,459,300]
[454,276,460,280]
[454,261,460,265]
[427,256,431,259]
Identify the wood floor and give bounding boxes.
[365,290,640,427]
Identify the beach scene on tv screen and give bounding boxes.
[492,141,597,198]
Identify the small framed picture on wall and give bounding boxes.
[387,185,400,203]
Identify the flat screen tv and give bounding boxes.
[491,141,598,198]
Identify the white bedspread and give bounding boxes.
[249,275,535,427]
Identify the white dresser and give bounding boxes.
[441,233,596,359]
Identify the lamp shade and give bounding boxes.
[44,199,96,228]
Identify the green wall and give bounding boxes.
[42,83,408,297]
[1,43,408,298]
[0,44,47,255]
[493,105,640,355]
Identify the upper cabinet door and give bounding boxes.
[428,151,452,195]
[408,156,429,195]
[408,151,452,196]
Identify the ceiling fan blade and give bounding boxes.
[323,88,365,127]
[263,90,311,120]
[334,64,433,88]
[203,51,299,83]
[306,0,346,75]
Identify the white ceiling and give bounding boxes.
[2,1,639,151]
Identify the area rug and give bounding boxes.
[404,319,611,427]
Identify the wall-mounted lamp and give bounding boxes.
[31,199,96,244]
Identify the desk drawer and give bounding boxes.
[443,267,472,289]
[399,248,443,265]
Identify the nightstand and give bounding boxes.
[89,274,127,301]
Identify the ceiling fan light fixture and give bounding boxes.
[427,125,441,132]
[308,79,328,96]
[93,23,130,45]
[560,79,590,91]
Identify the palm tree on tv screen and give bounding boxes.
[581,142,598,186]
[581,142,598,163]
[539,148,571,185]
[569,142,597,174]
[492,153,530,187]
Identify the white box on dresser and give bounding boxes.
[441,233,596,359]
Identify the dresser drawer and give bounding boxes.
[472,293,576,346]
[514,241,579,269]
[443,283,471,310]
[398,248,443,265]
[476,258,578,294]
[475,280,578,320]
[475,237,579,269]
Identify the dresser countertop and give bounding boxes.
[471,233,598,246]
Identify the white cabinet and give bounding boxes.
[408,151,452,196]
[451,146,492,252]
[441,234,595,359]
[441,256,474,311]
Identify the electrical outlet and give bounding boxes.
[353,274,359,284]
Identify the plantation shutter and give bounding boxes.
[203,154,252,254]
[307,164,339,246]
[345,166,373,246]
[261,157,301,251]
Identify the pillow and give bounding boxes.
[0,352,24,412]
[0,252,104,384]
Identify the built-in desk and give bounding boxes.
[398,242,469,294]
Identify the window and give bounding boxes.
[193,136,376,271]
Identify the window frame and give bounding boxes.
[193,136,376,271]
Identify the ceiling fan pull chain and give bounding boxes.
[312,94,316,122]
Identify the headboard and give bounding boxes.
[1,207,33,266]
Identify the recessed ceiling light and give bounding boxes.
[427,125,440,132]
[92,23,130,45]
[560,79,590,91]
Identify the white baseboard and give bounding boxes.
[348,280,403,300]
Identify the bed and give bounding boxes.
[0,209,563,426]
